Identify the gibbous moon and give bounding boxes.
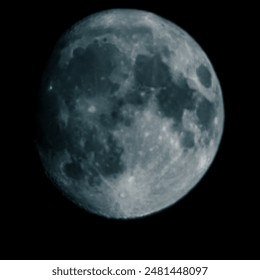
[37,9,224,218]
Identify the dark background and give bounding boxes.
[3,1,258,260]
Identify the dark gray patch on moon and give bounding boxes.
[125,88,147,106]
[156,75,195,122]
[181,130,195,148]
[196,64,212,88]
[134,54,171,87]
[196,98,216,131]
[83,127,101,154]
[93,133,125,177]
[66,42,120,98]
[64,161,85,180]
[37,96,65,151]
[79,126,125,178]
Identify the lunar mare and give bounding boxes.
[37,9,224,218]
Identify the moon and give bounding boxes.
[37,9,224,219]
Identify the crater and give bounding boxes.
[196,64,212,88]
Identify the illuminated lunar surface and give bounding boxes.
[37,9,224,218]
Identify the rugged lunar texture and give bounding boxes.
[37,9,224,218]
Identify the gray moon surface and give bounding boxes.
[37,9,224,219]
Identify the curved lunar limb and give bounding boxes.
[37,9,224,219]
